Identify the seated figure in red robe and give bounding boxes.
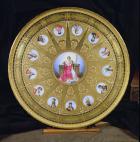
[59,56,79,83]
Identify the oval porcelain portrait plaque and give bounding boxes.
[8,7,130,129]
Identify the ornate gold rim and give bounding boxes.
[8,7,130,129]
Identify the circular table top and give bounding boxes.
[8,7,130,129]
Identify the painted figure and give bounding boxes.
[97,84,107,94]
[37,35,48,45]
[26,68,37,80]
[102,65,113,76]
[105,65,113,72]
[72,24,83,36]
[33,85,44,96]
[91,32,96,42]
[100,47,110,58]
[54,25,64,36]
[66,102,74,111]
[85,97,92,106]
[50,98,57,108]
[56,25,63,35]
[28,50,38,61]
[59,56,78,83]
[83,96,94,107]
[88,32,99,44]
[38,35,45,43]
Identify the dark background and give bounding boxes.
[0,0,139,137]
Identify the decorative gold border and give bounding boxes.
[8,7,130,129]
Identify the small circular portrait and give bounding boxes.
[26,68,37,80]
[27,50,39,61]
[66,101,76,111]
[47,97,58,108]
[88,32,99,44]
[99,47,110,59]
[53,25,64,36]
[83,96,94,107]
[102,65,113,77]
[33,85,44,96]
[37,35,48,45]
[53,52,85,84]
[72,24,83,36]
[96,83,107,94]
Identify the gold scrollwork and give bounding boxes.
[71,39,78,49]
[66,86,74,96]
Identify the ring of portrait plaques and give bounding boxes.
[8,8,130,129]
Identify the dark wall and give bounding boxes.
[0,0,139,136]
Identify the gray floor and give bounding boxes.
[0,125,138,142]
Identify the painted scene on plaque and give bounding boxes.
[53,52,85,84]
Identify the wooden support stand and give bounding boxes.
[43,122,109,134]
